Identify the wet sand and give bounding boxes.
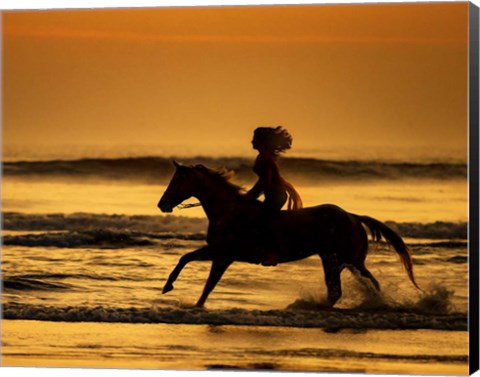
[1,320,469,375]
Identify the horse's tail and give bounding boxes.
[356,215,420,290]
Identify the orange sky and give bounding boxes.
[3,3,469,157]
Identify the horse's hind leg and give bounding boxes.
[348,263,381,292]
[349,224,381,292]
[320,254,342,307]
[163,246,212,294]
[195,258,232,308]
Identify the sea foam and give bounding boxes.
[2,302,467,331]
[3,212,467,241]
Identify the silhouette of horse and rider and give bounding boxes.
[158,127,419,308]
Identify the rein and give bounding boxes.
[177,203,202,210]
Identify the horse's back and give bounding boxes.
[277,203,349,220]
[273,203,364,243]
[270,203,353,241]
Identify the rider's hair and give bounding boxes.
[253,126,293,156]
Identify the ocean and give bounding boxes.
[1,147,470,374]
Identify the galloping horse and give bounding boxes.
[158,161,419,308]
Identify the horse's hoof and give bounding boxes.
[162,283,174,294]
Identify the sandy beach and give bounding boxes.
[1,320,469,374]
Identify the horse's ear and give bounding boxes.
[172,160,181,169]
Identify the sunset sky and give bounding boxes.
[3,3,469,158]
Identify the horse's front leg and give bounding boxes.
[195,257,232,307]
[163,246,213,294]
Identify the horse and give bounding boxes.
[158,161,419,308]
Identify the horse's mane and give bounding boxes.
[194,165,244,195]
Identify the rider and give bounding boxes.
[246,126,303,265]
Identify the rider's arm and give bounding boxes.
[246,178,266,200]
[246,159,274,200]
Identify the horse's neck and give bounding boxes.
[194,181,241,222]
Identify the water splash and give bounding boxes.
[286,291,331,311]
[412,284,456,314]
[288,280,458,316]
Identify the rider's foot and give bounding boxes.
[261,253,278,266]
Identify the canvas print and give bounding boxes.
[1,2,475,375]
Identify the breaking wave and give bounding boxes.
[3,156,467,183]
[3,230,155,249]
[2,303,467,331]
[386,221,468,240]
[2,229,204,249]
[2,272,156,292]
[3,212,207,234]
[3,277,74,291]
[2,212,467,241]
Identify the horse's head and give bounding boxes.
[158,161,198,213]
[158,161,195,212]
[159,161,242,214]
